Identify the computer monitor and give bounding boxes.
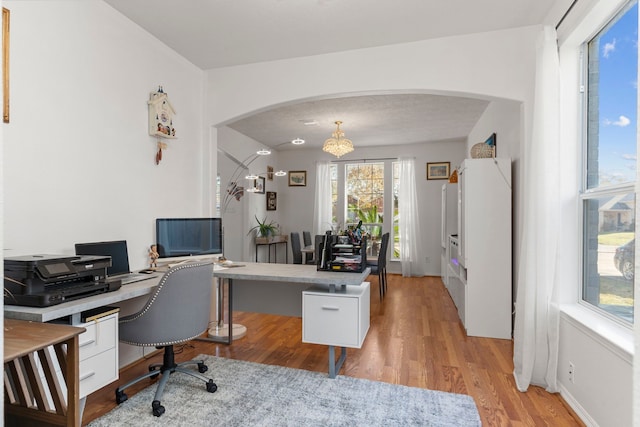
[155,218,223,259]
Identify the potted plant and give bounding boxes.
[248,215,280,243]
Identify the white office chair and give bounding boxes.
[114,261,217,417]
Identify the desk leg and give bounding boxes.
[202,278,246,343]
[328,345,347,379]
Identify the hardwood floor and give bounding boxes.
[82,274,584,426]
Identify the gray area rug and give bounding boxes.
[88,355,481,426]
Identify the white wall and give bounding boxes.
[217,126,287,263]
[207,26,540,276]
[2,0,209,367]
[3,1,207,270]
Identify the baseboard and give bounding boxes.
[558,383,598,427]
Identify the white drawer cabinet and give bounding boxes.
[42,312,119,401]
[77,313,119,397]
[302,282,370,348]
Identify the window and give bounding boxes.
[345,163,384,257]
[330,164,338,223]
[581,0,637,324]
[392,162,400,259]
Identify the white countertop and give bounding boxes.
[214,262,370,286]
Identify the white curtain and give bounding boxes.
[398,157,425,277]
[513,26,561,393]
[313,161,332,236]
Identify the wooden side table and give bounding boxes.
[4,319,86,427]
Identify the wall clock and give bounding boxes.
[148,86,177,164]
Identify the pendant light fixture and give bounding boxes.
[322,121,354,158]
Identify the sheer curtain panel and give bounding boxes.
[513,26,561,393]
[398,158,425,277]
[313,161,332,236]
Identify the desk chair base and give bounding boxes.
[115,345,217,417]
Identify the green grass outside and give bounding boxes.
[596,232,635,307]
[598,232,634,246]
[600,276,634,306]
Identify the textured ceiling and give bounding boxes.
[103,0,570,149]
[227,94,490,149]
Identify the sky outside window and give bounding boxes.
[595,2,638,185]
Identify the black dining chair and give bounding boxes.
[367,233,389,300]
[290,232,303,264]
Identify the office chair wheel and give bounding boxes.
[115,389,128,404]
[152,400,165,417]
[198,362,208,373]
[206,379,218,393]
[149,365,160,379]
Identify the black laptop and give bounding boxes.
[75,240,156,285]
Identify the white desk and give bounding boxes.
[4,275,163,324]
[213,262,370,377]
[5,263,371,378]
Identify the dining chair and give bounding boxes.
[302,231,315,264]
[303,231,312,247]
[290,232,303,264]
[367,233,389,300]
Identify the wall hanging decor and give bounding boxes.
[288,170,307,187]
[266,191,277,211]
[426,162,450,180]
[470,132,496,158]
[3,8,10,123]
[148,86,177,164]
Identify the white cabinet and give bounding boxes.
[441,183,458,248]
[440,183,458,286]
[42,312,119,403]
[452,158,512,339]
[77,313,119,397]
[302,282,370,348]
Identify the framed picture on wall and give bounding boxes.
[254,176,265,194]
[266,191,277,210]
[288,170,307,187]
[426,162,450,180]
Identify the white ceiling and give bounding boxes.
[104,0,571,150]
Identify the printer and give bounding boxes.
[4,254,121,307]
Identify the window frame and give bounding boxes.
[578,0,638,326]
[331,159,396,259]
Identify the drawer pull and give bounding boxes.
[321,306,340,311]
[80,339,96,348]
[80,371,96,381]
